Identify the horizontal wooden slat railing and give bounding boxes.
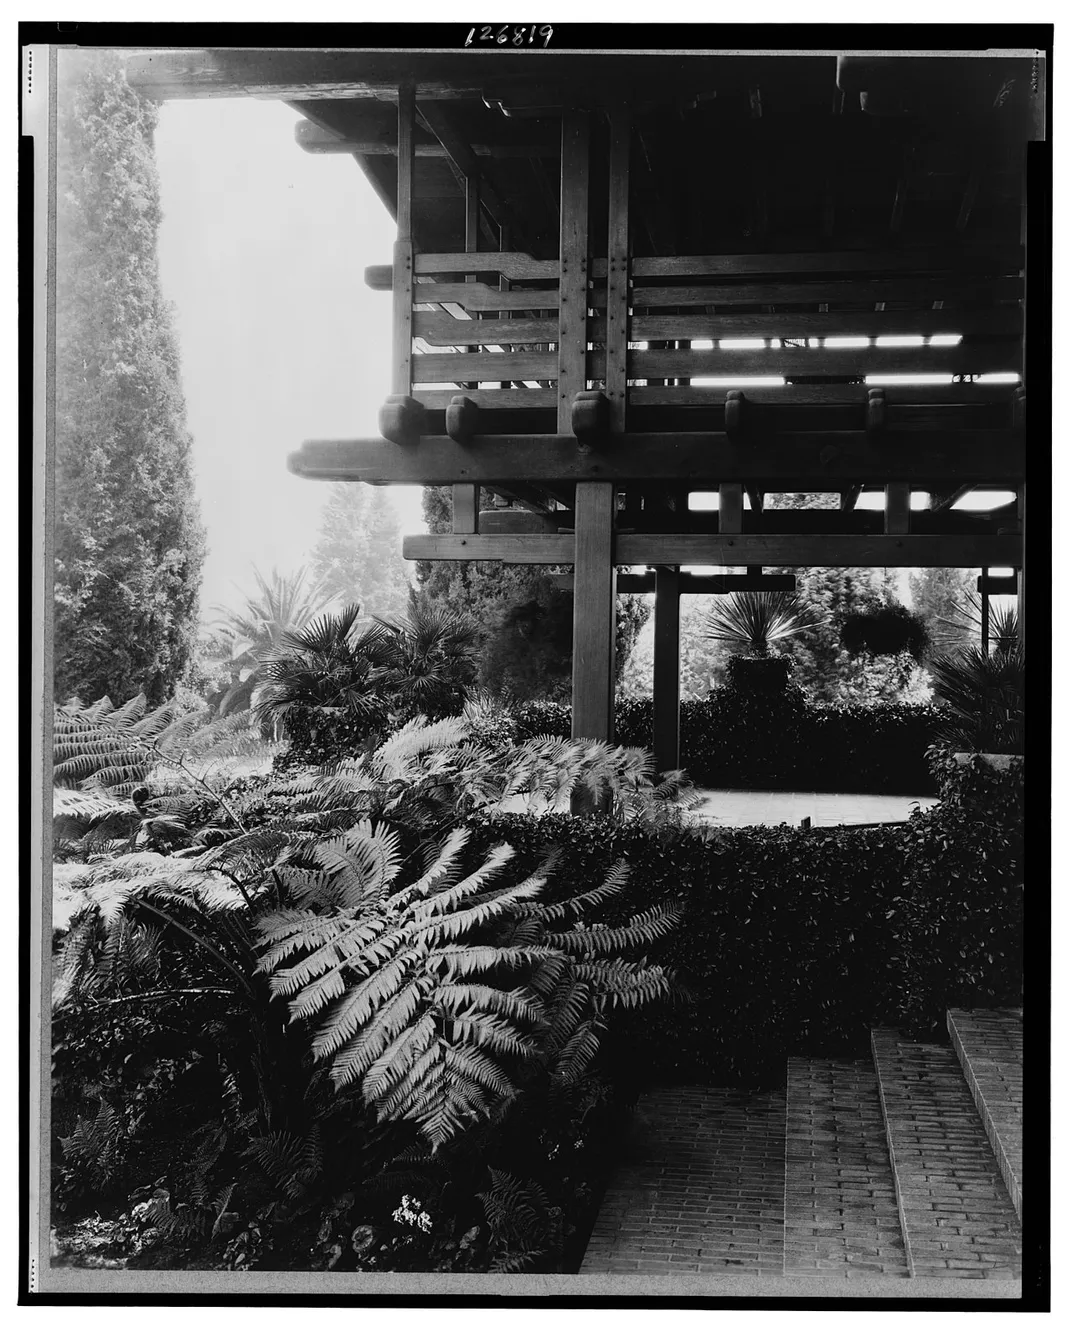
[367,247,1024,432]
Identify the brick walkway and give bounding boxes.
[581,1011,1022,1283]
[870,1028,1021,1279]
[784,1058,909,1278]
[581,1088,787,1276]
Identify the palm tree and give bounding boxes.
[374,594,480,721]
[210,567,329,718]
[255,603,393,739]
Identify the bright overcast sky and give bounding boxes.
[154,98,427,619]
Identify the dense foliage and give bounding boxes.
[51,711,688,1272]
[54,50,205,706]
[415,486,648,701]
[470,748,1023,1086]
[510,694,943,794]
[310,483,413,621]
[266,597,480,767]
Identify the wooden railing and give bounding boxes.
[367,246,1024,427]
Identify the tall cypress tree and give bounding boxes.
[54,50,205,706]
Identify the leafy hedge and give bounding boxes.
[510,695,942,794]
[466,752,1023,1087]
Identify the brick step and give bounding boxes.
[580,1087,787,1276]
[784,1057,910,1278]
[946,1008,1022,1221]
[871,1027,1022,1280]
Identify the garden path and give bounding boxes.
[692,790,937,827]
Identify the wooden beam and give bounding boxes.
[555,572,798,594]
[402,533,1022,570]
[295,120,555,158]
[571,483,617,749]
[841,485,864,512]
[623,247,1023,279]
[977,574,1018,595]
[615,534,1022,570]
[477,509,570,535]
[291,431,1026,487]
[558,111,591,434]
[652,567,681,773]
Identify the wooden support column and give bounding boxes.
[719,484,744,534]
[572,481,616,746]
[452,484,478,534]
[605,106,630,432]
[885,483,911,535]
[980,567,991,653]
[652,566,681,773]
[558,110,590,431]
[560,107,615,793]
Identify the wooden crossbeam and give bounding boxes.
[402,533,1022,569]
[290,432,1025,487]
[977,574,1018,594]
[551,572,798,594]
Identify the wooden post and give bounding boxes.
[452,484,479,534]
[1017,486,1026,644]
[980,566,990,653]
[572,481,617,746]
[653,566,681,773]
[558,110,590,431]
[719,483,744,534]
[884,483,911,535]
[605,105,630,432]
[392,84,415,397]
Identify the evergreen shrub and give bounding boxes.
[511,697,943,794]
[467,752,1023,1087]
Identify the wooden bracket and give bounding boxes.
[840,485,864,512]
[745,487,765,514]
[725,389,748,442]
[379,395,428,446]
[571,389,611,446]
[446,395,481,443]
[866,387,887,434]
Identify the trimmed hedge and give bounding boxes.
[466,752,1022,1087]
[510,695,942,794]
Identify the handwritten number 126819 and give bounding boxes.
[465,25,553,47]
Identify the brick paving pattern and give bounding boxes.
[783,1058,909,1278]
[947,1009,1023,1221]
[580,1087,787,1276]
[870,1028,1022,1279]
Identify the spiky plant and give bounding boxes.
[704,591,825,657]
[934,591,1021,658]
[928,643,1025,755]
